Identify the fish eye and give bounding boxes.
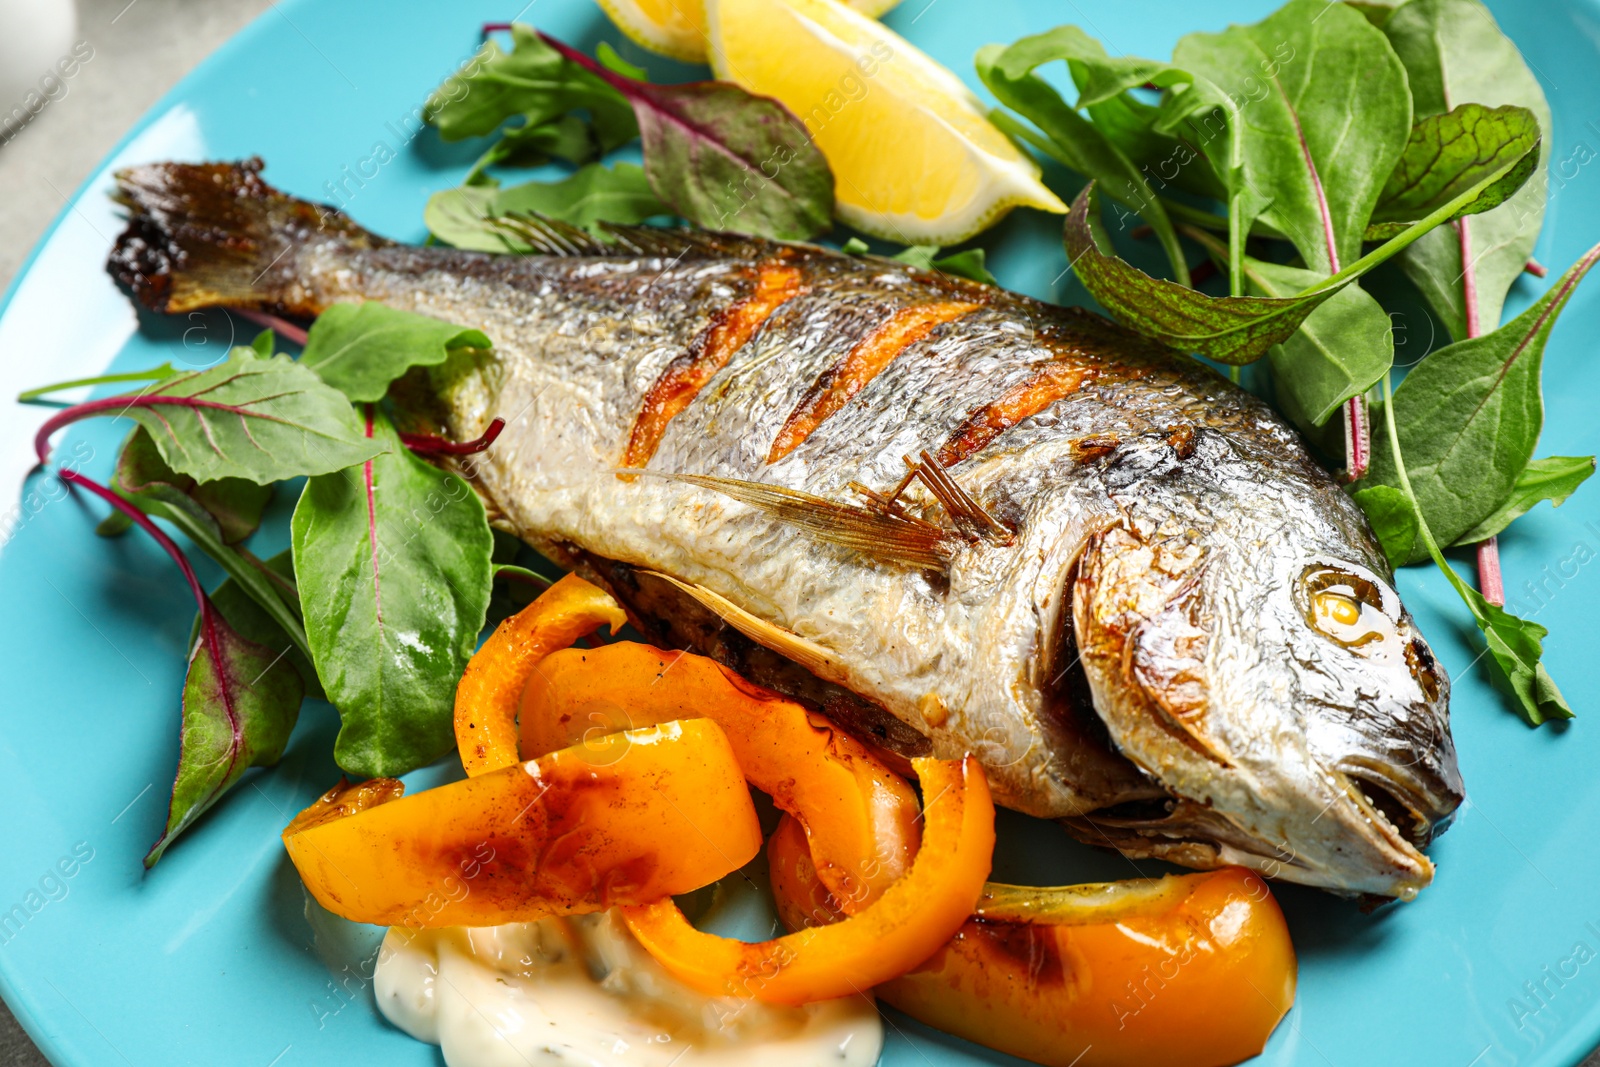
[1299,566,1401,658]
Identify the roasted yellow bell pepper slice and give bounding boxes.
[520,641,921,908]
[621,755,992,1005]
[453,572,626,777]
[283,719,762,927]
[768,812,1297,1067]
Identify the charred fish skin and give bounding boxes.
[108,160,1463,898]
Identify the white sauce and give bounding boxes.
[373,910,883,1067]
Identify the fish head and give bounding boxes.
[1068,468,1463,900]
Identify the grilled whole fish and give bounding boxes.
[109,160,1463,899]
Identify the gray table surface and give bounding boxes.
[2,1,1599,1066]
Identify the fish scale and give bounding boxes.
[107,159,1464,899]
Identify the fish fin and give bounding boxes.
[108,158,389,315]
[490,213,787,260]
[594,221,787,259]
[640,571,846,682]
[899,452,1014,545]
[619,469,956,572]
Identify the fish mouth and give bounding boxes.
[1062,759,1442,900]
[1336,756,1457,849]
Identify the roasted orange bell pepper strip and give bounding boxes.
[520,641,921,908]
[453,573,626,777]
[621,755,992,1005]
[768,813,1297,1067]
[283,719,762,928]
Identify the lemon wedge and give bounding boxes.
[597,0,902,64]
[705,0,1066,243]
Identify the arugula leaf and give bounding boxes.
[300,302,491,403]
[111,426,271,544]
[1363,243,1600,562]
[1245,258,1394,428]
[193,549,323,702]
[291,409,494,778]
[1454,456,1596,544]
[536,32,834,240]
[1366,103,1541,239]
[425,24,636,150]
[974,32,1191,284]
[145,602,303,866]
[109,428,311,661]
[890,245,998,285]
[1373,372,1571,726]
[38,352,384,485]
[426,163,669,251]
[1383,0,1552,341]
[1173,0,1412,275]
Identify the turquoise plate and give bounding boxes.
[3,0,1599,1064]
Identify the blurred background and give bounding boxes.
[1,0,272,1059]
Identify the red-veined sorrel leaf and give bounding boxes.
[112,425,271,544]
[291,408,494,778]
[146,597,303,867]
[56,472,302,867]
[105,426,309,660]
[34,351,383,486]
[538,31,834,241]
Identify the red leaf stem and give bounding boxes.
[1525,258,1548,279]
[233,307,310,347]
[400,417,506,456]
[1477,536,1506,606]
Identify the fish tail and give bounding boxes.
[107,157,390,316]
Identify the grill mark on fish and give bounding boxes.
[767,300,983,463]
[936,362,1096,467]
[623,261,805,469]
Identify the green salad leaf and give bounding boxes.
[109,427,310,660]
[193,549,323,702]
[1173,0,1413,275]
[426,162,668,251]
[1245,258,1394,429]
[889,244,998,285]
[292,409,494,778]
[1374,373,1571,726]
[1065,186,1342,363]
[1362,243,1600,562]
[1366,102,1541,239]
[110,425,272,545]
[600,71,834,240]
[974,31,1192,285]
[300,302,491,403]
[425,23,637,149]
[145,605,303,867]
[1383,0,1553,342]
[56,352,385,485]
[1454,456,1595,545]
